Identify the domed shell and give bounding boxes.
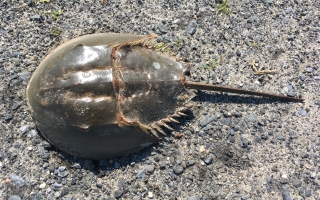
[27,33,189,159]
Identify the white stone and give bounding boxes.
[199,145,205,152]
[39,182,46,189]
[54,191,61,198]
[148,191,153,198]
[254,80,261,86]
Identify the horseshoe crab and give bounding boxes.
[27,33,303,159]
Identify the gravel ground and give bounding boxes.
[1,0,319,199]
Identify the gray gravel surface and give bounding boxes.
[1,0,319,199]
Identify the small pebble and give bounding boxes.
[58,170,68,178]
[114,190,123,198]
[28,129,37,138]
[299,188,305,196]
[305,67,313,72]
[59,166,66,171]
[20,72,31,81]
[118,178,125,188]
[47,193,53,200]
[282,185,289,191]
[9,174,25,187]
[216,112,222,119]
[286,83,293,91]
[285,7,293,14]
[289,132,298,139]
[305,189,312,197]
[205,156,213,165]
[12,51,19,58]
[236,49,241,57]
[282,191,291,200]
[254,80,261,85]
[12,101,21,110]
[188,160,195,166]
[187,20,197,35]
[19,126,29,134]
[60,187,69,197]
[212,193,220,199]
[276,133,285,141]
[241,196,248,200]
[173,166,184,174]
[199,116,214,127]
[199,145,205,152]
[186,195,198,200]
[8,196,21,200]
[175,159,182,165]
[39,182,46,189]
[221,118,231,126]
[241,137,249,147]
[159,161,166,169]
[30,15,41,20]
[70,178,76,185]
[4,114,13,122]
[158,23,169,33]
[229,129,235,136]
[292,179,302,188]
[146,165,155,173]
[298,108,307,116]
[148,191,153,199]
[52,182,63,191]
[136,166,147,178]
[74,163,81,169]
[245,113,256,122]
[287,91,295,97]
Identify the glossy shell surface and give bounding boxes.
[27,33,188,159]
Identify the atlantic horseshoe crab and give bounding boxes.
[27,33,303,159]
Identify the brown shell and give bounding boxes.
[27,33,303,160]
[27,33,190,159]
